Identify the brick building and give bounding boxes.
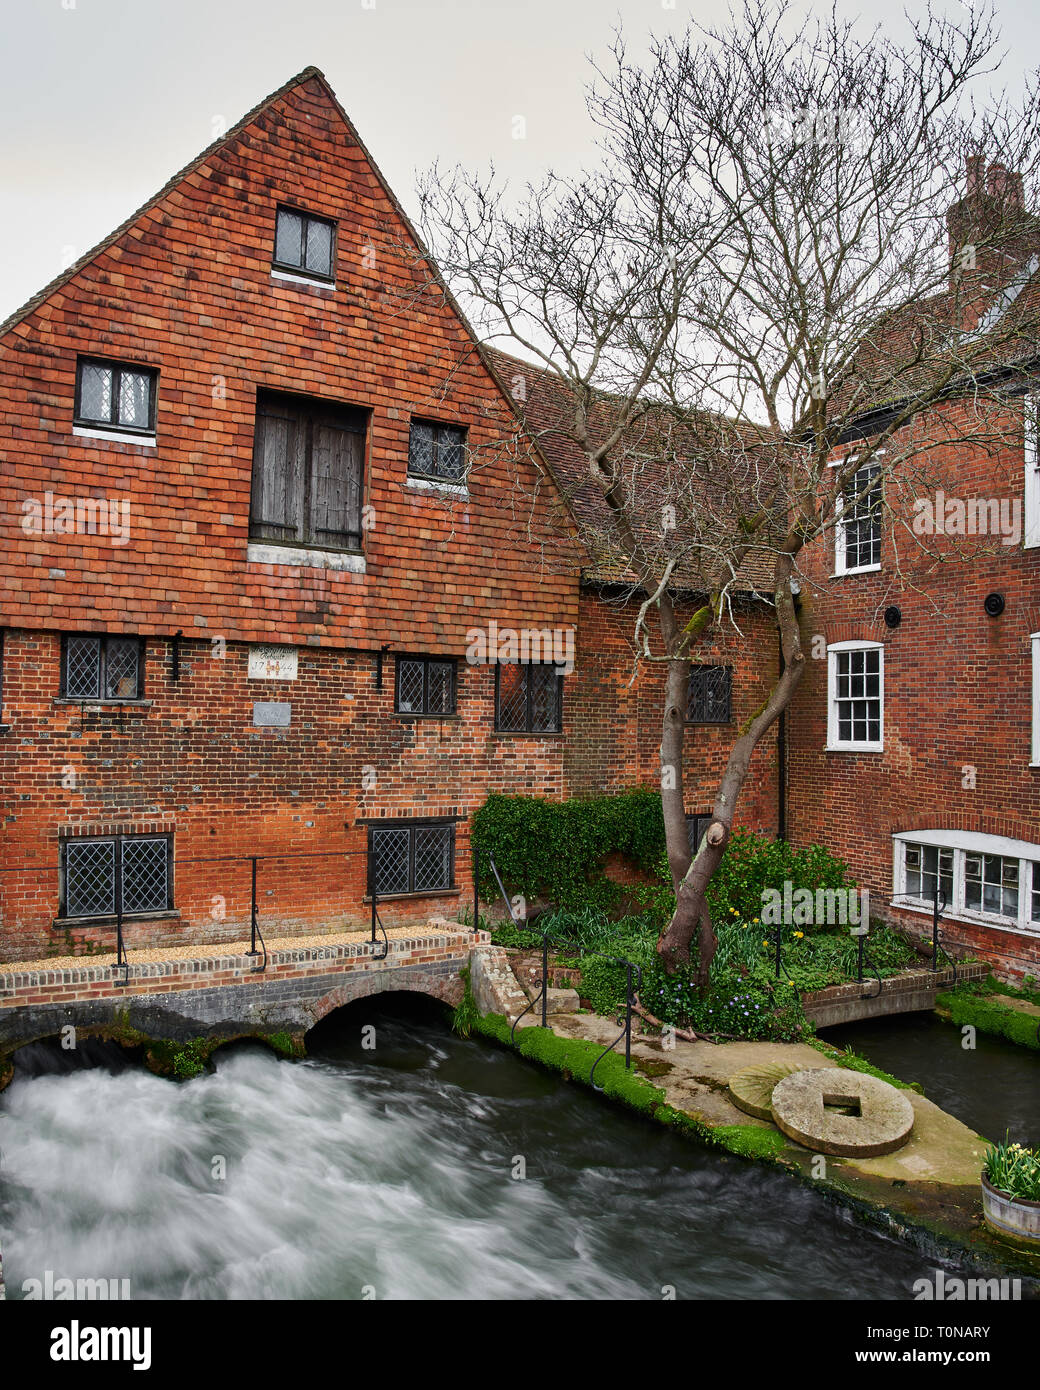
[0,68,584,961]
[1,68,1037,982]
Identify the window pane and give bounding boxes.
[304,218,333,277]
[275,209,304,267]
[117,371,151,428]
[833,648,881,744]
[413,826,453,892]
[121,837,168,913]
[371,829,410,896]
[427,661,454,714]
[1031,862,1040,923]
[65,839,116,917]
[408,422,435,476]
[397,659,425,713]
[105,638,140,699]
[496,665,528,731]
[529,664,561,732]
[65,635,101,699]
[688,666,730,722]
[436,426,466,481]
[79,363,113,423]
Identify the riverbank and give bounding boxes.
[466,955,1040,1282]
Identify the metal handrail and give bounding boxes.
[587,953,642,1091]
[851,927,882,1000]
[931,886,958,984]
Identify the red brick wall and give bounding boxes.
[0,628,569,961]
[565,590,781,836]
[0,71,578,650]
[786,399,1040,977]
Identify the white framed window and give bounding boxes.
[833,452,883,574]
[893,829,1040,937]
[1025,394,1040,549]
[826,640,884,751]
[1032,632,1040,766]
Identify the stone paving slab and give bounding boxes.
[534,1007,1036,1273]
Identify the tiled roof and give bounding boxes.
[480,345,782,595]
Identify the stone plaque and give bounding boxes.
[248,644,298,680]
[253,702,291,727]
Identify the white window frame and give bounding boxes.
[1032,631,1040,766]
[831,450,884,576]
[1025,393,1040,549]
[826,639,884,752]
[892,829,1040,938]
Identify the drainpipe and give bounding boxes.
[776,629,787,842]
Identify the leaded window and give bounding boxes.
[62,635,143,700]
[75,358,157,434]
[395,657,456,715]
[369,822,456,897]
[61,834,172,919]
[687,665,731,723]
[407,420,467,484]
[495,663,563,733]
[250,390,366,551]
[273,206,336,280]
[686,812,713,854]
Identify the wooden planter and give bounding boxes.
[981,1172,1040,1247]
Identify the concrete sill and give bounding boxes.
[824,743,883,754]
[489,731,564,739]
[829,564,882,578]
[52,910,182,929]
[363,889,461,904]
[395,713,462,722]
[890,898,1040,939]
[54,699,152,710]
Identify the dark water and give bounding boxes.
[821,1012,1040,1147]
[0,996,974,1301]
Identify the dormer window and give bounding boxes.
[75,358,157,437]
[273,206,335,282]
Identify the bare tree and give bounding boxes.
[414,0,1040,982]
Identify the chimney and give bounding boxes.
[986,162,1024,208]
[966,155,984,198]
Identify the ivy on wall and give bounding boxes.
[471,789,665,912]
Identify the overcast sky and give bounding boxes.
[0,0,1037,322]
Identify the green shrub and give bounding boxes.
[472,789,665,914]
[937,988,1040,1051]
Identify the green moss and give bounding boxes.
[263,1030,305,1059]
[146,1037,214,1080]
[712,1124,788,1159]
[936,989,1040,1052]
[809,1037,924,1092]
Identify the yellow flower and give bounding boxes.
[788,980,795,986]
[762,941,769,948]
[793,930,804,939]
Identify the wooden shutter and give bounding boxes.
[250,396,305,542]
[309,409,364,549]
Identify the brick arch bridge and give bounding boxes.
[0,924,486,1086]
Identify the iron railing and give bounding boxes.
[931,885,958,984]
[479,850,641,1078]
[0,843,434,981]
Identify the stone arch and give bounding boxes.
[309,965,463,1027]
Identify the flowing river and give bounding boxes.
[0,995,987,1301]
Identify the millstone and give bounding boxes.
[770,1067,915,1157]
[726,1061,809,1121]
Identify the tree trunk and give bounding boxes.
[660,607,693,893]
[656,555,807,983]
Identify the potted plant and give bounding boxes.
[981,1137,1040,1247]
